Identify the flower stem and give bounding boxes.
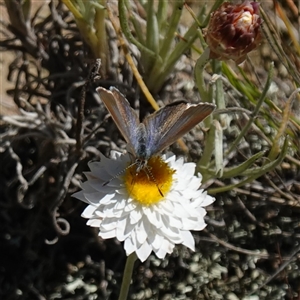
[194,47,210,102]
[118,252,137,300]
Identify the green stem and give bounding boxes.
[146,0,159,53]
[147,12,199,93]
[212,60,225,176]
[118,0,158,60]
[197,119,216,181]
[145,1,184,91]
[158,0,184,58]
[117,252,137,300]
[157,0,167,31]
[212,60,225,109]
[194,47,210,102]
[225,62,274,157]
[143,0,159,72]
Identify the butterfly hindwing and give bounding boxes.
[143,101,189,155]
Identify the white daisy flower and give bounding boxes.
[73,151,215,262]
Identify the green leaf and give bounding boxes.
[221,151,266,179]
[208,137,289,194]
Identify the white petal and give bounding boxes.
[101,217,118,231]
[98,194,116,205]
[123,220,136,237]
[200,193,216,206]
[116,215,130,241]
[129,208,142,224]
[83,191,108,204]
[155,247,167,259]
[82,205,97,218]
[150,234,163,249]
[86,218,102,227]
[88,162,110,181]
[72,190,88,203]
[158,201,176,219]
[113,199,127,213]
[167,216,182,228]
[144,207,162,228]
[181,231,195,251]
[124,237,135,255]
[136,242,152,262]
[136,222,148,245]
[99,230,116,239]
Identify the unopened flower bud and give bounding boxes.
[205,1,262,64]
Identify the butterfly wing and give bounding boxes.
[97,87,140,155]
[142,101,186,155]
[144,101,215,155]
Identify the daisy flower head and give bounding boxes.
[73,151,215,262]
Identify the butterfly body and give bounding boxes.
[134,123,147,157]
[97,87,215,172]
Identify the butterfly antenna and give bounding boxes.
[144,165,164,197]
[102,161,138,186]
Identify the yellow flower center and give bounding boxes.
[123,156,175,206]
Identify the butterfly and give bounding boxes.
[97,87,215,172]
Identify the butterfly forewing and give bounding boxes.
[144,102,215,154]
[97,87,140,155]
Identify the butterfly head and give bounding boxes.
[134,158,148,174]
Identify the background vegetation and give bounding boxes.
[0,1,300,299]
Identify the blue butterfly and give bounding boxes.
[97,87,215,172]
